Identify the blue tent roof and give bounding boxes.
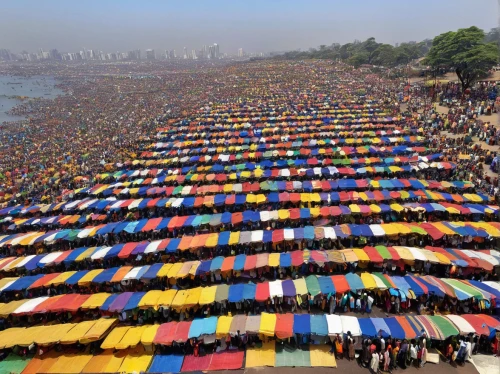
[233,255,246,271]
[123,291,146,311]
[100,293,119,311]
[228,284,245,302]
[4,275,44,291]
[310,315,328,336]
[217,232,230,246]
[263,230,273,243]
[384,317,407,339]
[345,273,364,292]
[197,260,212,275]
[210,256,224,271]
[416,277,444,297]
[468,280,500,300]
[304,226,315,240]
[188,316,217,338]
[24,255,45,271]
[371,318,391,338]
[403,276,426,296]
[294,314,311,334]
[358,318,378,337]
[318,277,335,295]
[166,238,180,253]
[279,253,292,268]
[104,244,124,259]
[243,283,256,300]
[93,267,119,283]
[141,263,164,281]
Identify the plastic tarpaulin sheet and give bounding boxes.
[148,354,184,374]
[345,273,364,292]
[208,351,245,371]
[310,345,337,368]
[246,342,276,367]
[259,312,277,336]
[358,318,377,337]
[275,313,294,339]
[294,314,311,334]
[310,315,328,336]
[275,347,311,367]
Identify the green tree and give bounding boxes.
[425,26,499,92]
[371,44,396,66]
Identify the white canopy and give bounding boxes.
[326,314,343,336]
[445,315,475,334]
[340,315,362,336]
[269,280,283,298]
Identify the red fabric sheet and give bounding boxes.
[208,351,244,371]
[153,322,177,345]
[275,313,294,339]
[28,273,62,289]
[181,354,212,372]
[172,321,192,343]
[330,275,350,294]
[255,282,270,302]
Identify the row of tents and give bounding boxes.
[0,313,498,351]
[0,274,498,317]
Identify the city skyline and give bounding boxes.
[1,0,497,54]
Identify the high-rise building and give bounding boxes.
[238,48,244,57]
[146,49,155,60]
[191,50,197,59]
[183,47,188,59]
[214,43,219,58]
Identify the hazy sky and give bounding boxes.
[2,0,498,54]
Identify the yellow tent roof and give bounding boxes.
[0,327,25,349]
[7,326,46,348]
[206,234,218,247]
[184,287,202,306]
[390,203,404,212]
[45,271,77,286]
[81,350,117,373]
[157,289,178,308]
[101,326,131,350]
[0,299,27,318]
[293,278,308,295]
[81,293,111,309]
[138,290,163,310]
[77,269,104,285]
[216,315,233,338]
[156,263,172,278]
[37,323,76,346]
[118,347,153,374]
[46,353,93,374]
[60,320,96,345]
[259,312,277,336]
[360,273,377,290]
[431,222,456,236]
[278,209,290,220]
[166,262,183,278]
[116,326,147,349]
[80,318,118,344]
[229,231,240,245]
[393,246,414,262]
[352,249,370,262]
[420,249,441,264]
[171,290,188,309]
[141,325,160,346]
[380,223,398,236]
[391,223,412,234]
[199,285,217,305]
[268,253,280,267]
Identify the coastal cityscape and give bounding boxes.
[0,1,499,374]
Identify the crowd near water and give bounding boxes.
[0,60,498,373]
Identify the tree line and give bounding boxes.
[274,26,500,92]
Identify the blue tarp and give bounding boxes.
[468,280,500,300]
[228,284,245,303]
[93,267,119,283]
[243,283,256,300]
[100,293,119,311]
[166,238,180,253]
[233,255,246,271]
[148,354,184,374]
[104,244,124,259]
[384,318,407,339]
[217,232,230,246]
[141,263,164,281]
[318,277,336,295]
[24,255,45,271]
[391,276,412,295]
[403,276,426,296]
[3,274,44,291]
[371,318,391,338]
[197,260,212,275]
[358,318,377,337]
[294,314,311,334]
[279,253,292,268]
[310,315,328,336]
[345,273,364,292]
[189,316,217,338]
[123,291,146,311]
[210,257,224,272]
